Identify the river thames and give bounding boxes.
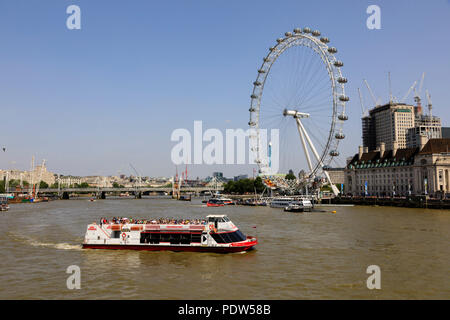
[0,198,449,299]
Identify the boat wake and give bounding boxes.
[9,233,82,251]
[28,241,83,251]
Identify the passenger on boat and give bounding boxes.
[100,217,207,226]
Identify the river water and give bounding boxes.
[0,197,449,299]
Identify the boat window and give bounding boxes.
[211,230,246,244]
[112,231,121,238]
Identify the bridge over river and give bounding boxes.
[33,187,222,199]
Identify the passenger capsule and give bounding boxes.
[249,107,256,112]
[335,132,346,139]
[337,77,348,84]
[258,69,266,74]
[322,165,331,171]
[248,121,256,126]
[338,113,349,121]
[251,94,258,99]
[263,57,271,62]
[330,150,340,157]
[334,61,344,67]
[320,37,330,43]
[269,47,275,52]
[253,81,261,86]
[312,30,321,37]
[293,28,302,34]
[276,38,283,43]
[303,27,312,33]
[328,47,337,54]
[285,32,292,37]
[339,95,350,102]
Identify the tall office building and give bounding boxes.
[361,103,415,151]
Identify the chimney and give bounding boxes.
[392,141,398,157]
[358,146,363,160]
[379,142,385,158]
[419,135,428,151]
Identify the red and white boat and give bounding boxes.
[206,196,234,207]
[82,215,257,253]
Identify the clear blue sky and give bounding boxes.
[1,0,449,178]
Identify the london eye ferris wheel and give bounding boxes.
[248,27,349,195]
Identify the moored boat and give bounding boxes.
[271,197,313,211]
[284,201,304,212]
[270,197,295,208]
[206,198,225,207]
[82,215,257,253]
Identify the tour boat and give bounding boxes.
[82,215,257,253]
[270,197,295,208]
[284,201,304,212]
[271,197,313,211]
[206,198,225,207]
[216,196,234,205]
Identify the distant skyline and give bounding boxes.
[1,0,449,178]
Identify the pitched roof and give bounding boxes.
[419,139,450,155]
[347,147,419,169]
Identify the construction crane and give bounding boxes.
[401,80,417,103]
[414,72,426,105]
[358,88,368,117]
[363,79,380,107]
[388,72,393,104]
[425,90,432,117]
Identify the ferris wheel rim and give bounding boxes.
[248,28,348,184]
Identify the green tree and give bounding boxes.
[223,181,236,194]
[254,176,265,193]
[285,169,296,180]
[39,181,49,189]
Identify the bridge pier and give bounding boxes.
[96,192,106,199]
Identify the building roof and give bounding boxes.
[347,139,450,169]
[347,147,419,169]
[419,139,450,155]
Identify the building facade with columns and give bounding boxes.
[345,139,450,197]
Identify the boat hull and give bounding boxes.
[82,242,256,253]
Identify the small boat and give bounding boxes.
[82,214,257,253]
[0,196,9,211]
[207,198,225,207]
[178,195,192,201]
